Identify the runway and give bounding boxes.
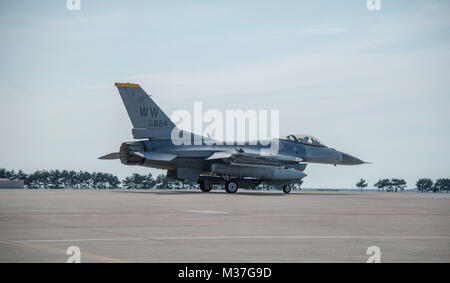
[0,189,449,262]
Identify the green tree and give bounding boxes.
[141,173,156,189]
[122,173,153,189]
[416,178,433,192]
[356,178,368,192]
[0,169,15,179]
[155,174,170,189]
[66,170,78,189]
[122,173,141,189]
[13,170,28,181]
[107,173,121,189]
[374,179,390,192]
[78,171,92,189]
[47,170,61,189]
[391,178,407,192]
[0,168,6,178]
[122,175,134,189]
[433,178,450,193]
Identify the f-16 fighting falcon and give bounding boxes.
[99,83,366,194]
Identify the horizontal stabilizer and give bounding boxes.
[134,151,177,161]
[98,153,120,160]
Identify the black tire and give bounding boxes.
[225,181,238,193]
[282,185,291,194]
[199,182,212,192]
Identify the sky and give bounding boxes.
[0,0,449,188]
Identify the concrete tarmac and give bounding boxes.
[0,189,449,262]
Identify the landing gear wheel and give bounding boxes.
[199,182,212,192]
[283,185,291,194]
[225,181,238,194]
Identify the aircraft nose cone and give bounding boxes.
[341,153,364,165]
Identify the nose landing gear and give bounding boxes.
[282,185,292,194]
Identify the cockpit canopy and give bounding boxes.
[283,135,326,147]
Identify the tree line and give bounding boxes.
[1,168,120,189]
[0,168,302,190]
[3,168,447,192]
[356,177,450,193]
[122,173,198,190]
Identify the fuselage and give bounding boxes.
[119,138,364,172]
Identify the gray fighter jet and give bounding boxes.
[99,83,366,194]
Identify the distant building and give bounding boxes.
[0,178,25,189]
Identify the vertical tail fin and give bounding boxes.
[115,83,176,140]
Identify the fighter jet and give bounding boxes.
[99,83,366,194]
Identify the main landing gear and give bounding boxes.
[224,181,239,194]
[199,180,238,193]
[199,181,212,192]
[198,177,295,194]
